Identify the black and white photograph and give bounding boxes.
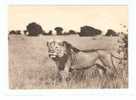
[8,5,128,89]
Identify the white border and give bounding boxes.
[8,0,128,5]
[0,0,136,97]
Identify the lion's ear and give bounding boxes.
[63,41,80,53]
[63,41,72,49]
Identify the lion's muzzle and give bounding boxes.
[48,52,57,58]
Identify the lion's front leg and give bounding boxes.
[59,59,71,83]
[59,70,69,83]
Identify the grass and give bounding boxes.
[8,35,128,89]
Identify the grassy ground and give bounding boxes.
[8,35,128,89]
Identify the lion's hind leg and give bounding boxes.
[95,63,107,78]
[97,55,116,79]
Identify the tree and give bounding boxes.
[105,29,118,36]
[26,22,44,36]
[68,30,77,35]
[9,30,16,35]
[54,27,63,35]
[48,30,52,35]
[16,30,21,35]
[9,30,21,35]
[79,25,102,36]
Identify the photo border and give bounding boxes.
[0,0,136,97]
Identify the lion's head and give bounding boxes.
[47,39,80,60]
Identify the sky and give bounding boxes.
[8,5,128,33]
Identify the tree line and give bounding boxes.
[9,22,122,36]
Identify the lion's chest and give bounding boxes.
[54,55,68,71]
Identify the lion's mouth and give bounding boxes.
[50,55,60,61]
[49,54,57,58]
[49,53,67,61]
[49,52,65,58]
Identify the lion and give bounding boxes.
[47,39,118,82]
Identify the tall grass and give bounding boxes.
[9,35,128,89]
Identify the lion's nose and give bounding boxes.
[48,50,54,53]
[49,54,52,57]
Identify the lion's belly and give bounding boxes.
[71,52,99,69]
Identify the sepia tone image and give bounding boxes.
[8,5,128,89]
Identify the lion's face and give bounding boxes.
[47,40,67,59]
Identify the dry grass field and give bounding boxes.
[9,35,128,89]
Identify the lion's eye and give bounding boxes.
[55,47,59,49]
